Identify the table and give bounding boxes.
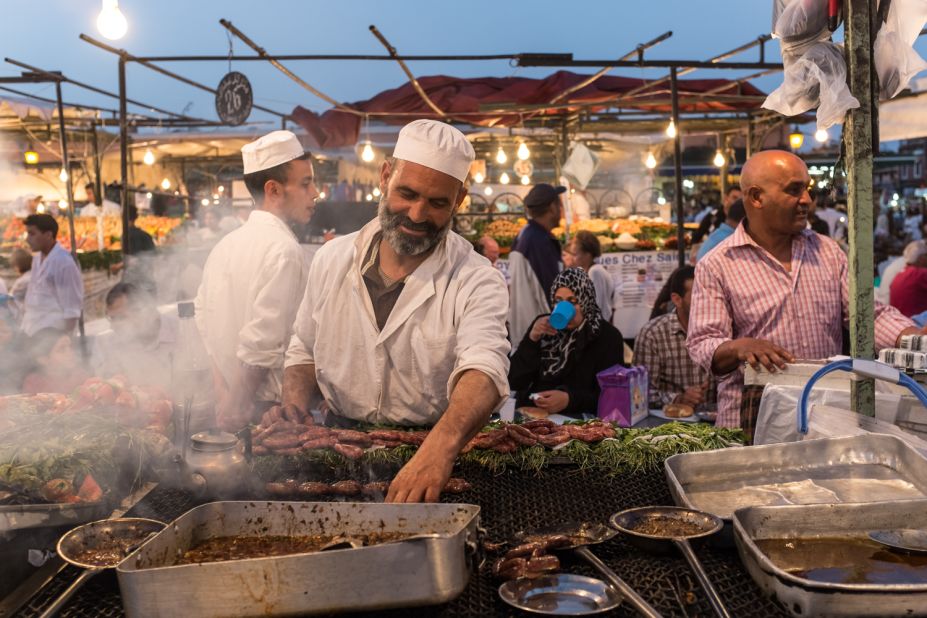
[15,463,789,617]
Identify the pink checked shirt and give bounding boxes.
[686,224,914,428]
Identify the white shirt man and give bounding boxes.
[21,215,84,337]
[195,131,319,428]
[283,119,510,503]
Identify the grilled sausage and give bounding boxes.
[330,480,362,496]
[443,478,472,494]
[263,434,302,450]
[333,443,365,460]
[506,424,538,447]
[298,482,331,496]
[332,429,373,447]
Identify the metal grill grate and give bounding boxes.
[18,464,789,617]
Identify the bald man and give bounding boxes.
[686,150,923,430]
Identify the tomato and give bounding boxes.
[41,479,73,502]
[77,475,104,502]
[95,383,116,405]
[115,390,138,409]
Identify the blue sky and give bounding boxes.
[2,1,925,128]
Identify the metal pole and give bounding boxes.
[119,55,130,256]
[846,0,876,416]
[746,116,754,159]
[671,68,685,268]
[90,122,102,206]
[719,133,729,198]
[54,80,84,345]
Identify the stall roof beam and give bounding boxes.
[516,56,782,70]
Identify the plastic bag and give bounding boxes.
[764,41,859,130]
[773,0,829,48]
[874,0,927,99]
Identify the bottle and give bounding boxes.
[171,302,214,447]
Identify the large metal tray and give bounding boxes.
[0,500,111,533]
[733,500,927,616]
[664,434,927,521]
[117,500,480,617]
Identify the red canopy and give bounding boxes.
[291,70,766,149]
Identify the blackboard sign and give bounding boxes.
[215,71,253,126]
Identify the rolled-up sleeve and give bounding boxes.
[686,260,734,376]
[837,250,916,350]
[448,266,511,402]
[284,250,323,369]
[237,248,306,369]
[55,257,84,319]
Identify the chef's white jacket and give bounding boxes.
[195,210,308,402]
[22,244,84,337]
[285,219,511,426]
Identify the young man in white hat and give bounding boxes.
[283,119,510,503]
[195,130,319,430]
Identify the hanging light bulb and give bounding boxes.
[96,0,128,40]
[360,141,375,163]
[365,193,373,201]
[517,142,530,160]
[495,146,507,165]
[520,175,530,185]
[58,199,68,210]
[484,186,493,196]
[58,168,68,182]
[145,192,152,199]
[24,150,39,165]
[665,120,677,138]
[372,187,381,197]
[645,152,657,169]
[217,185,225,193]
[499,172,510,185]
[318,191,326,200]
[713,150,726,168]
[789,127,804,150]
[814,128,829,143]
[160,178,171,191]
[142,148,155,166]
[473,172,485,184]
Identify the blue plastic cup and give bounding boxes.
[549,300,576,330]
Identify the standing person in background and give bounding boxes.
[121,204,157,296]
[7,247,32,323]
[21,214,83,337]
[692,187,742,244]
[507,183,564,345]
[562,230,614,322]
[889,240,927,318]
[696,199,745,262]
[79,183,121,217]
[474,235,500,265]
[877,240,923,304]
[196,130,319,431]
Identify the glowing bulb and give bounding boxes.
[217,185,224,193]
[318,191,326,199]
[495,146,507,165]
[142,148,155,166]
[893,193,900,201]
[201,198,210,206]
[645,152,657,169]
[665,120,677,138]
[657,196,667,205]
[713,150,725,168]
[520,175,530,185]
[789,130,804,150]
[814,128,829,143]
[517,142,530,160]
[212,193,219,200]
[361,141,375,163]
[499,172,510,185]
[160,178,171,191]
[58,168,68,182]
[473,172,484,184]
[24,150,38,165]
[372,187,381,197]
[96,0,128,41]
[365,193,373,201]
[36,204,46,214]
[213,199,219,204]
[146,192,152,199]
[58,199,68,210]
[484,186,493,196]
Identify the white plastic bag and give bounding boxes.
[874,0,927,99]
[773,0,829,48]
[764,42,860,130]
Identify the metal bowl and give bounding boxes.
[610,506,722,554]
[499,573,623,615]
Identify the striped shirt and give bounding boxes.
[686,223,914,428]
[633,310,714,407]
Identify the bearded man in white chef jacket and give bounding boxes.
[196,131,319,430]
[283,120,511,503]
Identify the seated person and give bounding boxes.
[633,265,713,411]
[21,328,90,394]
[92,283,178,390]
[562,231,614,322]
[509,268,624,418]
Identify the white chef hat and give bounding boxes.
[241,130,305,175]
[392,119,475,183]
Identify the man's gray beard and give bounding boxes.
[378,195,451,256]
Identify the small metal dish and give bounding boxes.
[499,574,624,615]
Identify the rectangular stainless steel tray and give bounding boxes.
[117,500,480,617]
[0,500,111,533]
[664,434,927,521]
[733,500,927,616]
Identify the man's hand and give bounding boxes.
[529,317,557,342]
[386,443,455,503]
[533,390,569,414]
[675,382,708,408]
[713,337,794,374]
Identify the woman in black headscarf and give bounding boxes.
[508,268,625,418]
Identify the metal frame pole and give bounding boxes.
[846,0,876,416]
[90,122,103,206]
[671,68,685,268]
[54,79,84,344]
[119,55,130,255]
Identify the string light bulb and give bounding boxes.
[499,172,510,185]
[96,0,128,40]
[713,150,726,168]
[520,175,530,185]
[160,178,171,191]
[361,141,375,163]
[24,150,38,165]
[495,146,507,165]
[789,127,804,150]
[372,187,381,197]
[645,152,657,169]
[142,148,155,166]
[58,199,68,210]
[665,120,677,138]
[484,186,493,196]
[473,172,484,184]
[201,198,210,206]
[58,168,68,182]
[814,128,829,143]
[517,142,530,160]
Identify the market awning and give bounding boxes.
[291,71,767,149]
